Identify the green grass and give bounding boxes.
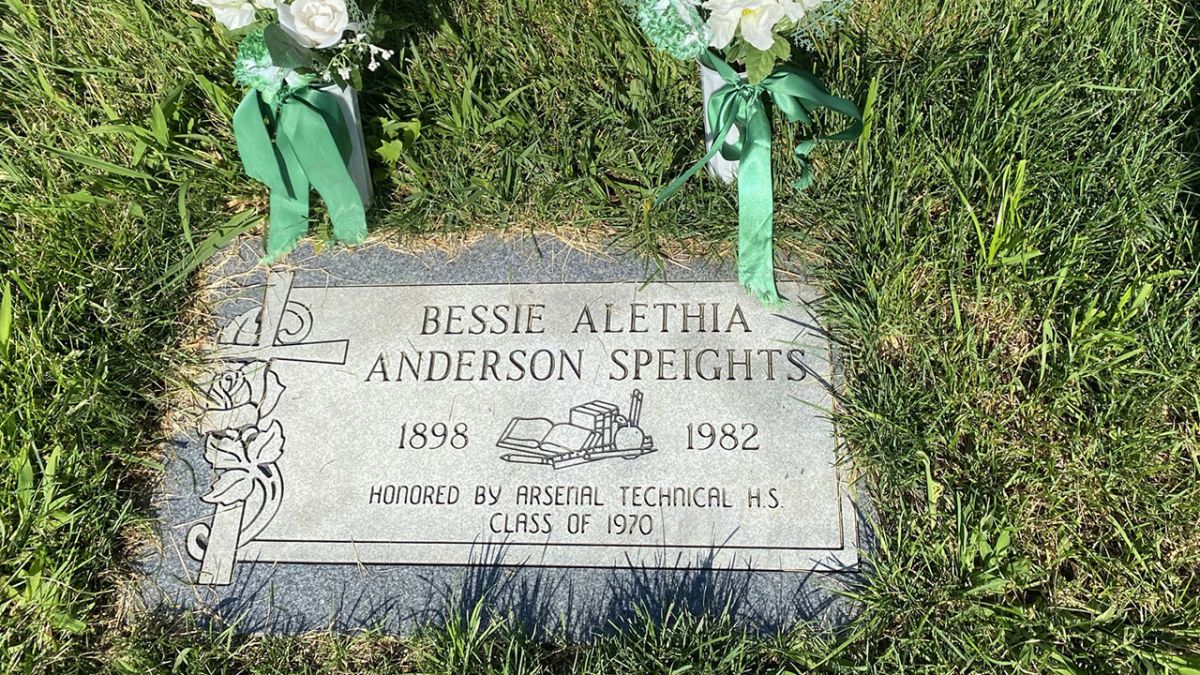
[1,0,1198,672]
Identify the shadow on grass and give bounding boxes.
[137,532,867,641]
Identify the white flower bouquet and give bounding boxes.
[193,0,395,260]
[629,0,849,83]
[626,0,862,303]
[195,0,394,90]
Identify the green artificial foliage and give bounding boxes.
[631,0,711,61]
[233,29,314,106]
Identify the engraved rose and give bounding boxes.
[202,420,285,506]
[202,361,285,433]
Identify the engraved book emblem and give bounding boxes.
[496,390,657,469]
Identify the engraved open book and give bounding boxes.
[496,391,657,470]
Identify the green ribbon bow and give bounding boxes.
[233,87,367,262]
[657,50,862,304]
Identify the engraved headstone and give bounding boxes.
[142,237,866,635]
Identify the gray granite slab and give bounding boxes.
[140,235,870,637]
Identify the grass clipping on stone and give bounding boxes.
[0,0,1198,672]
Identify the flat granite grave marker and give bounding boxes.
[143,237,867,635]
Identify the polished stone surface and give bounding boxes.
[141,236,868,635]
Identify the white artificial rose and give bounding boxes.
[193,0,268,30]
[278,0,351,49]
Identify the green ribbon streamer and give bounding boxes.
[657,51,862,304]
[233,87,367,262]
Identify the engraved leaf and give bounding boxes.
[219,307,262,346]
[205,433,247,470]
[201,469,254,505]
[247,420,285,465]
[238,472,284,544]
[256,368,286,421]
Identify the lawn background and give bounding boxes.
[1,0,1198,672]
